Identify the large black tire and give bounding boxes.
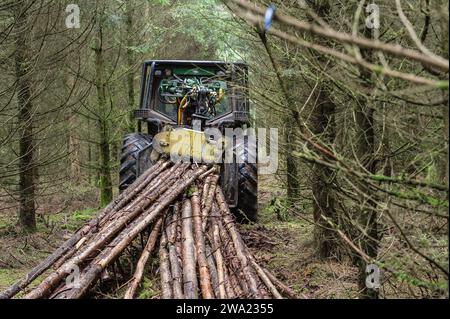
[119,133,153,192]
[234,137,258,222]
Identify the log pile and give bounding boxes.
[0,159,297,299]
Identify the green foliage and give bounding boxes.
[59,208,97,231]
[186,184,196,197]
[436,80,449,90]
[395,270,448,292]
[170,0,247,61]
[127,43,153,54]
[98,175,112,208]
[71,208,97,222]
[0,215,9,232]
[137,277,159,299]
[389,188,448,208]
[266,197,290,221]
[153,0,171,5]
[371,64,383,74]
[425,162,438,183]
[0,269,26,291]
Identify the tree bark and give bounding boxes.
[166,207,184,298]
[310,87,338,259]
[93,8,113,207]
[191,189,214,299]
[438,0,449,186]
[354,8,379,299]
[14,1,36,232]
[181,199,198,299]
[212,224,227,298]
[25,165,206,299]
[125,0,136,132]
[216,187,261,298]
[124,218,162,299]
[159,221,173,299]
[285,118,300,204]
[283,66,300,204]
[306,0,339,259]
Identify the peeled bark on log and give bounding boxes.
[191,189,214,299]
[209,217,236,298]
[11,159,296,300]
[159,225,173,299]
[54,167,208,299]
[215,214,250,296]
[216,187,261,298]
[198,166,218,180]
[124,218,162,299]
[181,199,198,299]
[201,174,219,231]
[222,263,236,299]
[101,162,186,226]
[165,206,178,243]
[227,266,244,298]
[0,162,165,299]
[196,181,203,201]
[167,209,183,298]
[204,243,219,298]
[174,202,183,266]
[53,207,169,299]
[248,258,283,299]
[168,243,183,298]
[201,175,212,208]
[25,165,206,299]
[212,223,227,299]
[262,268,301,299]
[112,160,171,217]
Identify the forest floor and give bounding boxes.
[247,174,359,299]
[0,174,361,298]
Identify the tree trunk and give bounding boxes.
[305,0,340,260]
[93,12,113,207]
[14,2,36,232]
[181,199,198,299]
[354,11,379,299]
[354,99,378,299]
[310,87,338,259]
[285,115,300,204]
[67,75,80,183]
[125,1,136,132]
[444,107,449,187]
[281,60,300,205]
[438,0,449,186]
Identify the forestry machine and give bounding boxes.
[119,60,257,220]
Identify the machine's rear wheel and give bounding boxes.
[234,137,258,222]
[119,133,153,192]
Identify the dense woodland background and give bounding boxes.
[0,0,448,299]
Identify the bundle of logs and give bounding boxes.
[1,159,297,299]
